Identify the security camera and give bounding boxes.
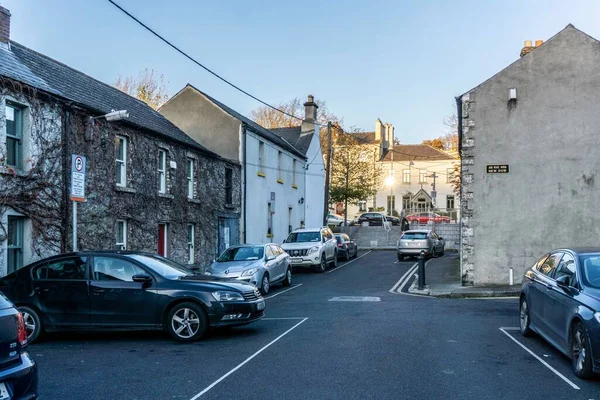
[105,110,129,121]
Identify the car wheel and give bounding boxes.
[519,297,533,337]
[329,252,338,268]
[167,302,208,343]
[440,247,445,257]
[344,250,350,261]
[260,274,270,295]
[316,254,327,273]
[282,268,292,287]
[18,306,42,343]
[571,321,594,379]
[397,254,404,261]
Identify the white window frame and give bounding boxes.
[158,150,166,193]
[6,216,24,274]
[116,219,127,250]
[5,102,24,169]
[187,223,195,264]
[187,158,194,199]
[115,136,127,187]
[278,151,283,181]
[419,169,427,184]
[402,169,410,184]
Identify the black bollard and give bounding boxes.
[418,250,425,290]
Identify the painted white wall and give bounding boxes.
[303,125,325,229]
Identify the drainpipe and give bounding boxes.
[455,95,463,283]
[62,109,71,253]
[241,123,247,243]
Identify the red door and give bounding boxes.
[158,224,166,256]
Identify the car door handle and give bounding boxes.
[34,287,49,293]
[92,288,105,294]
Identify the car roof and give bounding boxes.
[292,228,323,233]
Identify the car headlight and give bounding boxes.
[595,312,600,324]
[203,271,212,276]
[241,267,260,277]
[308,246,320,254]
[212,291,244,301]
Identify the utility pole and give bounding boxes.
[429,172,437,232]
[323,121,332,226]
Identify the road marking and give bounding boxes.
[328,296,381,302]
[190,318,308,399]
[465,297,519,300]
[389,263,418,293]
[398,264,419,293]
[262,317,308,320]
[264,284,303,300]
[326,251,372,274]
[499,328,580,390]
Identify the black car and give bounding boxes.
[334,234,358,261]
[520,248,600,378]
[0,251,265,343]
[357,212,400,226]
[0,293,37,399]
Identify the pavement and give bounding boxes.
[31,251,600,399]
[407,254,521,298]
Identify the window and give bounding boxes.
[187,223,195,264]
[266,245,275,260]
[554,253,576,286]
[387,195,396,215]
[402,195,411,211]
[292,159,297,186]
[447,168,454,183]
[277,151,283,181]
[446,195,455,210]
[402,169,410,184]
[115,136,127,186]
[267,203,273,237]
[92,257,145,282]
[419,170,427,183]
[579,254,600,289]
[5,103,23,168]
[45,257,87,280]
[158,150,166,193]
[6,216,24,274]
[187,158,194,199]
[258,141,265,172]
[538,252,563,277]
[116,220,127,250]
[225,168,233,204]
[359,201,367,212]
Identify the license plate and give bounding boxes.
[291,258,303,263]
[0,382,10,400]
[257,301,265,311]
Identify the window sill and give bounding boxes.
[224,204,237,210]
[277,179,284,184]
[0,165,29,177]
[266,234,273,238]
[257,171,266,178]
[115,186,136,194]
[159,193,175,200]
[292,184,298,189]
[188,198,202,204]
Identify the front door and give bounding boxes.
[218,217,240,255]
[33,256,90,326]
[89,256,158,327]
[530,252,562,333]
[544,253,577,349]
[158,224,167,256]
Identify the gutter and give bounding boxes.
[241,123,247,243]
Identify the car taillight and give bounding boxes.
[17,312,28,346]
[337,243,344,247]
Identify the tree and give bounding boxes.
[114,69,170,110]
[328,127,383,224]
[249,97,341,128]
[422,113,459,151]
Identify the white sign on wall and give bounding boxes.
[70,154,86,202]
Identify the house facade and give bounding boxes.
[458,25,600,285]
[160,86,325,246]
[0,6,240,275]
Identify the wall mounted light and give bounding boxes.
[87,109,129,140]
[509,88,517,100]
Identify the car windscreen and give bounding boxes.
[0,292,13,310]
[126,254,193,279]
[335,236,343,243]
[579,254,600,289]
[401,232,428,240]
[218,247,264,262]
[286,231,321,243]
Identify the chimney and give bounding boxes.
[535,39,543,47]
[520,40,534,57]
[0,6,10,45]
[303,94,318,122]
[375,119,383,141]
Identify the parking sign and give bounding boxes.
[70,154,86,202]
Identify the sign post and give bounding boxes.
[70,155,86,252]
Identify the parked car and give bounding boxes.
[396,230,445,261]
[327,214,347,226]
[520,248,600,379]
[357,212,399,226]
[0,251,265,343]
[204,244,291,295]
[0,293,37,399]
[281,227,337,272]
[406,212,451,224]
[334,234,358,261]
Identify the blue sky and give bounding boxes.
[3,0,600,143]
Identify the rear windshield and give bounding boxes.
[579,254,600,289]
[218,246,264,262]
[402,232,428,240]
[286,231,320,243]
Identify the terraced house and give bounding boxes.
[0,6,240,275]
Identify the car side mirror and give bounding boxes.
[132,274,152,287]
[283,239,287,243]
[556,275,570,289]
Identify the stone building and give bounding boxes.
[0,6,240,275]
[458,25,600,285]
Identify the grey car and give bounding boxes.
[397,230,445,261]
[204,244,292,295]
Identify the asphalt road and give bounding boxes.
[31,251,600,399]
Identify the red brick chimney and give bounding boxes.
[0,6,10,45]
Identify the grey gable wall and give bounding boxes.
[159,86,241,162]
[460,25,600,285]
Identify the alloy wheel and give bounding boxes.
[573,327,587,372]
[21,312,36,339]
[286,269,292,285]
[171,308,200,339]
[520,302,528,331]
[262,275,270,294]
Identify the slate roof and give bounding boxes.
[381,145,456,162]
[185,84,307,160]
[270,126,314,156]
[349,131,377,144]
[0,42,216,156]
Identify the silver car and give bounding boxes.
[397,230,445,261]
[204,244,292,295]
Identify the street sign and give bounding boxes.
[70,154,86,202]
[486,164,509,174]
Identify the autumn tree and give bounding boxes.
[250,97,341,128]
[114,69,170,110]
[422,113,459,151]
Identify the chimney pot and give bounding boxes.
[0,6,10,45]
[520,40,535,57]
[303,94,318,123]
[524,40,532,47]
[535,40,543,47]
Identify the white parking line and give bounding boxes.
[326,251,372,274]
[499,327,580,390]
[263,284,303,300]
[190,318,308,399]
[262,317,308,320]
